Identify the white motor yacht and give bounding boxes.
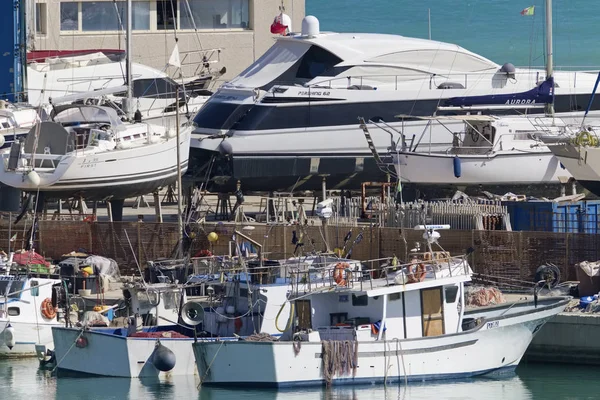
[190,15,600,192]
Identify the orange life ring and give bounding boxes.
[407,263,427,284]
[41,298,56,319]
[333,262,349,286]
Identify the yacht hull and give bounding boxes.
[193,298,568,387]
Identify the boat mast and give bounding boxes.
[545,0,554,117]
[124,0,133,120]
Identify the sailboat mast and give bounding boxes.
[125,0,133,120]
[545,0,554,116]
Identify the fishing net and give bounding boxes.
[321,340,358,385]
[466,286,506,307]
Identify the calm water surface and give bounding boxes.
[0,358,598,400]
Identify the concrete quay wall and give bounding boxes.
[526,313,600,365]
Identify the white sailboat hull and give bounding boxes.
[394,151,571,185]
[193,298,568,387]
[52,327,197,378]
[0,127,191,200]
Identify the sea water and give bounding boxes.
[307,0,600,69]
[0,357,599,400]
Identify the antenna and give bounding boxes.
[428,9,431,40]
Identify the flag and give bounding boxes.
[520,6,534,16]
[9,234,16,242]
[168,43,181,68]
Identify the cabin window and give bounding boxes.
[181,0,250,29]
[162,291,178,310]
[7,307,20,317]
[444,286,459,303]
[132,78,179,99]
[390,292,401,301]
[30,281,39,297]
[352,294,368,306]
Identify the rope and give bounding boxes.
[244,332,279,342]
[51,328,85,373]
[197,340,224,389]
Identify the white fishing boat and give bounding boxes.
[192,226,569,387]
[51,283,198,378]
[0,104,191,200]
[0,274,63,357]
[387,114,572,186]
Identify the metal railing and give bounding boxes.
[188,253,471,298]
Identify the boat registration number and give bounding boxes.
[486,321,499,329]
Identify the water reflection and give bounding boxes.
[6,358,584,400]
[196,375,531,400]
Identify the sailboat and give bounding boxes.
[385,0,574,191]
[0,0,191,220]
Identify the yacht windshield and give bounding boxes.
[54,105,123,127]
[228,42,344,90]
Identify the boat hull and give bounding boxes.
[52,327,197,378]
[0,320,60,357]
[189,113,591,192]
[192,298,568,387]
[0,129,190,200]
[394,151,571,185]
[546,143,600,196]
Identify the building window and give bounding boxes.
[181,0,249,30]
[60,2,78,31]
[60,1,150,32]
[157,0,177,30]
[81,1,150,32]
[132,2,151,30]
[36,3,47,34]
[82,2,122,31]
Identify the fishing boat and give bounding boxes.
[51,282,198,378]
[191,226,569,387]
[0,104,191,201]
[0,274,63,357]
[189,5,600,193]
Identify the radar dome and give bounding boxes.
[301,16,320,37]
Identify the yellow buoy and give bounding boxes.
[208,232,219,242]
